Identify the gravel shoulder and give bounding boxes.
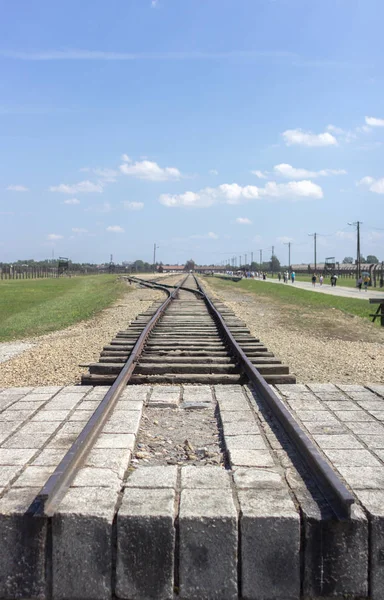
[0,283,164,388]
[202,277,384,384]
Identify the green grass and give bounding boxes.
[293,274,358,288]
[0,275,128,342]
[207,276,373,322]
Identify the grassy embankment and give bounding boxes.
[0,275,128,342]
[208,276,374,322]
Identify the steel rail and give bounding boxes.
[192,276,354,519]
[30,275,188,516]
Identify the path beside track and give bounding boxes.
[263,275,384,300]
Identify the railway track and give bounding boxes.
[82,274,295,386]
[32,274,354,519]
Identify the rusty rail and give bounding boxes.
[192,276,354,519]
[30,275,188,516]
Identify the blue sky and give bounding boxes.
[1,0,383,266]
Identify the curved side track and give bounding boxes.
[82,274,295,386]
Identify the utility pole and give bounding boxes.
[348,221,362,280]
[284,242,291,271]
[153,243,159,273]
[245,254,247,267]
[271,246,274,277]
[239,256,241,267]
[308,233,317,272]
[251,251,253,265]
[259,249,262,268]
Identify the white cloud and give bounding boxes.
[160,179,323,208]
[120,158,182,181]
[365,116,384,127]
[336,230,355,241]
[209,169,219,175]
[190,232,219,240]
[277,236,294,244]
[282,129,338,147]
[236,217,252,225]
[106,225,124,233]
[273,163,347,179]
[358,176,384,194]
[151,0,158,6]
[92,168,118,182]
[63,198,80,205]
[122,201,144,211]
[50,180,103,194]
[7,184,29,192]
[72,228,88,233]
[251,170,267,179]
[47,233,63,240]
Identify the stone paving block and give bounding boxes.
[72,466,120,487]
[239,488,300,600]
[6,399,46,411]
[295,410,340,424]
[63,384,92,393]
[276,383,308,393]
[347,421,384,435]
[114,400,144,411]
[222,420,257,435]
[1,409,36,421]
[149,386,180,408]
[312,433,364,449]
[303,503,368,598]
[32,409,70,422]
[0,386,34,395]
[32,386,63,394]
[121,386,150,402]
[219,410,254,423]
[179,488,238,599]
[125,465,177,488]
[32,448,67,466]
[52,487,118,600]
[337,384,366,392]
[22,392,58,402]
[306,383,339,392]
[287,398,324,411]
[44,395,83,410]
[13,465,53,487]
[217,398,251,411]
[181,465,231,489]
[0,448,36,465]
[359,434,384,449]
[285,468,368,599]
[335,409,375,422]
[304,421,347,435]
[366,384,384,396]
[86,448,132,478]
[69,409,95,421]
[0,487,47,600]
[94,433,136,449]
[229,448,275,467]
[337,466,384,489]
[0,465,24,490]
[367,410,384,421]
[102,410,141,434]
[323,400,360,411]
[117,487,176,600]
[323,448,382,467]
[225,434,267,451]
[77,400,102,411]
[233,467,284,489]
[3,431,51,449]
[348,490,383,599]
[21,420,59,435]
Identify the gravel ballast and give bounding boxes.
[203,278,384,385]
